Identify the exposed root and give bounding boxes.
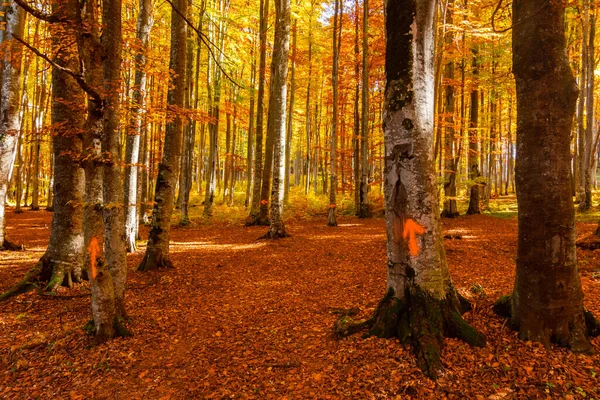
[0,253,86,301]
[334,287,485,380]
[137,249,174,271]
[0,260,43,301]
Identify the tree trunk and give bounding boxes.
[138,0,186,271]
[582,5,595,210]
[441,0,459,219]
[467,45,481,214]
[262,0,290,239]
[92,0,130,344]
[124,0,153,252]
[0,2,25,250]
[336,0,485,379]
[284,18,296,203]
[248,0,268,222]
[358,0,370,219]
[328,0,342,227]
[494,0,599,352]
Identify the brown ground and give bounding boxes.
[1,209,599,399]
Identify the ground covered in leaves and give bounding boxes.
[1,208,600,399]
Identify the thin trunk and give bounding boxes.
[125,0,153,252]
[358,0,370,218]
[138,0,187,270]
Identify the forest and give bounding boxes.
[1,0,600,397]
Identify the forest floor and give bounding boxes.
[1,203,600,399]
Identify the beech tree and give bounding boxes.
[138,0,187,271]
[0,1,25,251]
[1,0,87,298]
[335,0,485,378]
[493,0,600,352]
[124,0,153,252]
[262,0,290,239]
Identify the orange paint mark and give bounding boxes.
[88,237,100,280]
[260,199,269,205]
[403,219,426,256]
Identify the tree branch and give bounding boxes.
[12,0,68,23]
[12,35,103,104]
[163,0,243,89]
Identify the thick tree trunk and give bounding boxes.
[125,0,153,252]
[263,0,290,239]
[92,0,130,344]
[138,0,186,271]
[0,2,25,250]
[494,0,599,352]
[336,0,485,379]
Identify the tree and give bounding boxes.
[262,0,291,239]
[138,0,187,271]
[328,0,342,227]
[466,45,481,215]
[1,0,86,298]
[247,0,269,223]
[357,0,370,219]
[493,0,600,352]
[124,0,153,252]
[0,1,25,251]
[335,0,485,378]
[92,0,130,343]
[441,0,459,219]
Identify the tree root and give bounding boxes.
[0,261,42,301]
[0,254,86,301]
[137,249,174,271]
[334,287,486,379]
[0,238,24,251]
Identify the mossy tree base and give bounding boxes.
[493,294,600,354]
[0,253,84,301]
[137,249,174,271]
[335,287,486,379]
[83,317,132,345]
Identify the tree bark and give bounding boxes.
[263,0,290,239]
[138,0,187,271]
[466,45,481,215]
[125,0,153,252]
[358,0,370,218]
[328,0,342,227]
[494,0,599,352]
[0,2,25,250]
[336,0,485,379]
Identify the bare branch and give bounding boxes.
[13,0,67,23]
[13,34,103,103]
[163,0,244,89]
